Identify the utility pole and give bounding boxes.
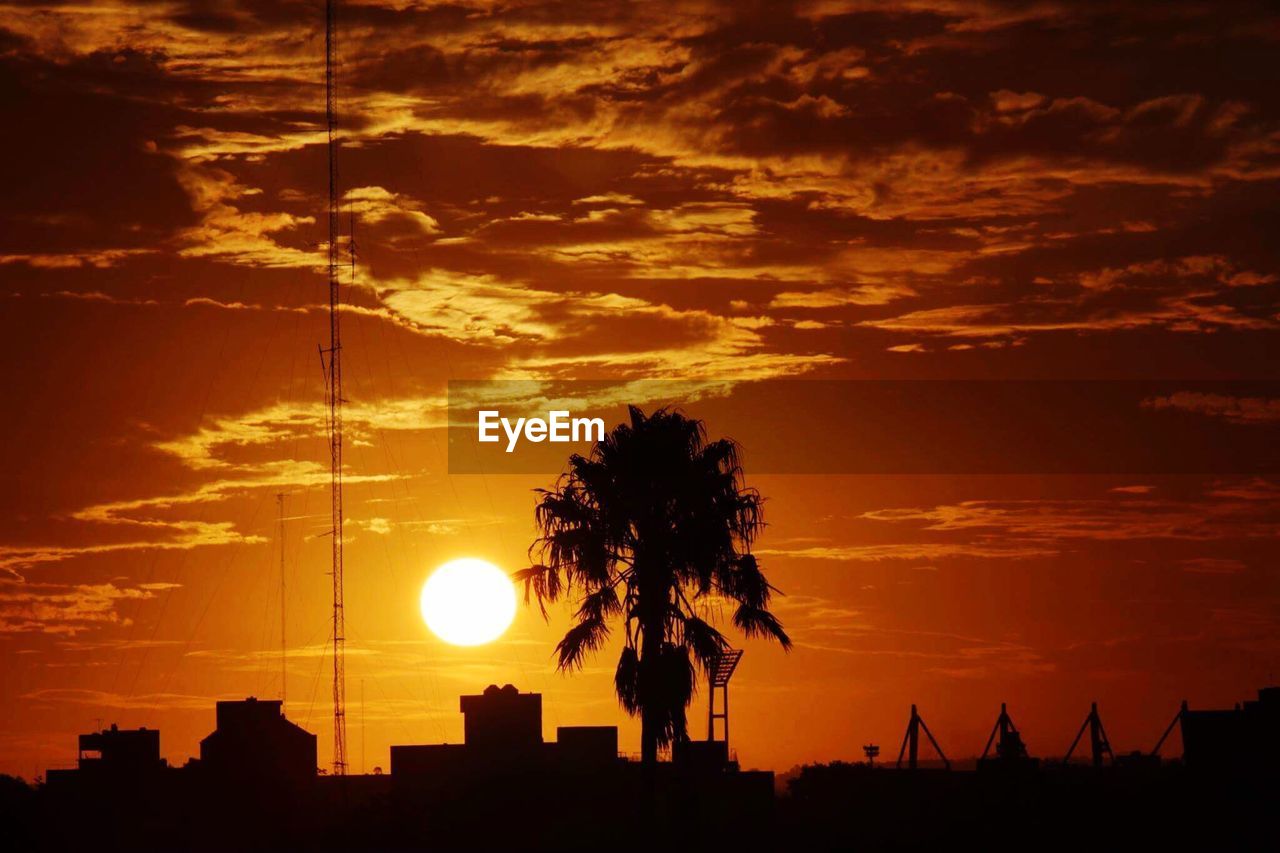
[321,0,347,777]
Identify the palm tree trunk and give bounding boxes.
[639,559,663,767]
[640,612,661,766]
[639,618,662,828]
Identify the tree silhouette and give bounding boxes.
[516,406,791,765]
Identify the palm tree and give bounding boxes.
[516,406,791,766]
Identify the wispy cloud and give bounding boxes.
[1143,392,1280,425]
[757,542,1057,561]
[0,581,180,636]
[859,493,1280,543]
[19,688,222,711]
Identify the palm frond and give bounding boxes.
[576,585,621,622]
[719,553,773,608]
[614,646,641,714]
[651,642,696,746]
[682,615,728,674]
[733,603,792,650]
[554,616,610,671]
[512,564,561,617]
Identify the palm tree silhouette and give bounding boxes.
[516,406,791,766]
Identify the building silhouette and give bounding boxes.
[390,684,621,784]
[45,724,164,788]
[200,697,316,783]
[1181,686,1280,772]
[388,683,771,847]
[78,724,162,774]
[28,684,1276,851]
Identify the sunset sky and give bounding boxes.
[2,0,1278,778]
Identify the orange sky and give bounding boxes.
[1,0,1278,779]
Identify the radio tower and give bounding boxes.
[321,0,347,777]
[277,492,287,708]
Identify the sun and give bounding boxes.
[420,558,517,646]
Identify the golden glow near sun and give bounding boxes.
[420,558,517,646]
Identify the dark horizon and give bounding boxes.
[34,679,1280,776]
[13,680,1276,851]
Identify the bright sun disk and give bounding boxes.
[420,558,517,646]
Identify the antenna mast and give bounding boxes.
[277,492,287,708]
[323,0,347,777]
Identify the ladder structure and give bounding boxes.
[707,649,744,751]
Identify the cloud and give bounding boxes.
[7,0,1273,394]
[861,290,1277,341]
[1208,479,1280,501]
[773,593,1056,677]
[44,289,160,306]
[756,542,1057,561]
[361,517,393,536]
[0,250,156,270]
[154,398,448,470]
[1142,392,1280,425]
[174,165,318,268]
[0,581,181,636]
[19,688,218,711]
[0,523,261,576]
[379,271,563,343]
[859,491,1280,543]
[376,269,843,378]
[344,186,441,235]
[1181,557,1247,575]
[0,407,409,574]
[771,284,915,309]
[770,594,866,632]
